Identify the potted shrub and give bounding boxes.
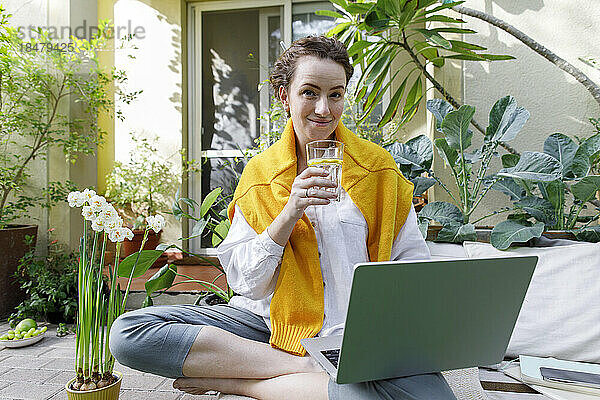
[0,11,129,316]
[104,134,181,260]
[143,187,235,307]
[65,188,165,399]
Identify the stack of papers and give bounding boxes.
[502,355,600,400]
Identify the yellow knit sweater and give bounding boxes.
[228,120,414,355]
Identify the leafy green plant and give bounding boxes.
[104,134,183,230]
[413,96,536,242]
[385,135,436,200]
[490,131,600,249]
[143,187,235,306]
[0,9,136,228]
[321,0,514,134]
[9,232,78,326]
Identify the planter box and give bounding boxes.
[426,225,576,245]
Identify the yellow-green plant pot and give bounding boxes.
[65,371,123,400]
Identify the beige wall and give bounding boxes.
[429,0,600,224]
[107,0,185,245]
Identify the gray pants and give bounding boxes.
[109,304,456,400]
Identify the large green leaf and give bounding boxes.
[412,176,437,196]
[441,105,475,151]
[145,264,177,295]
[573,226,600,243]
[385,142,424,172]
[515,196,557,225]
[571,175,600,203]
[538,180,566,213]
[315,10,345,19]
[419,201,464,225]
[402,77,423,116]
[436,223,476,243]
[118,250,164,279]
[379,74,410,126]
[485,96,529,143]
[490,220,545,250]
[498,151,563,182]
[188,219,208,240]
[492,177,526,201]
[415,28,451,49]
[426,98,454,132]
[543,133,581,178]
[200,187,222,218]
[347,40,374,57]
[577,132,600,162]
[434,138,458,168]
[413,41,443,68]
[406,134,433,170]
[501,154,520,168]
[212,219,231,247]
[413,14,465,24]
[449,40,486,51]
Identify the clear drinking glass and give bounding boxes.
[306,140,344,202]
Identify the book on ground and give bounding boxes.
[502,355,600,399]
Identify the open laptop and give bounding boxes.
[301,256,537,384]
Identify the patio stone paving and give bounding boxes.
[0,322,220,400]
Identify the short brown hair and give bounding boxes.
[269,35,354,100]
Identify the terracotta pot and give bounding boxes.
[120,230,166,267]
[65,371,122,400]
[426,225,577,245]
[0,225,37,317]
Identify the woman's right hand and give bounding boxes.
[283,167,338,221]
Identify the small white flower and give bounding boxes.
[99,204,118,222]
[67,191,81,207]
[81,206,96,221]
[89,195,107,212]
[104,215,123,231]
[146,214,165,233]
[81,188,96,204]
[108,227,133,243]
[67,191,86,207]
[122,227,134,240]
[91,218,105,232]
[108,228,124,242]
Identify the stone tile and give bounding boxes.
[180,394,219,399]
[40,347,75,359]
[0,381,63,400]
[120,389,182,400]
[156,378,177,391]
[114,362,147,376]
[0,355,53,369]
[39,357,76,371]
[42,370,76,386]
[41,336,76,350]
[46,388,67,400]
[119,374,165,390]
[0,368,59,383]
[0,345,53,357]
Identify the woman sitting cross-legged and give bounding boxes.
[109,35,457,400]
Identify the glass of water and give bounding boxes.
[306,140,344,202]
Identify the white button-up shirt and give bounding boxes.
[216,187,430,337]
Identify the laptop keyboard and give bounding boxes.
[321,349,340,368]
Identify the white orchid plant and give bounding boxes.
[67,188,165,391]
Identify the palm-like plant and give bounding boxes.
[320,0,514,140]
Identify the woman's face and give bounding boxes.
[279,56,346,150]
